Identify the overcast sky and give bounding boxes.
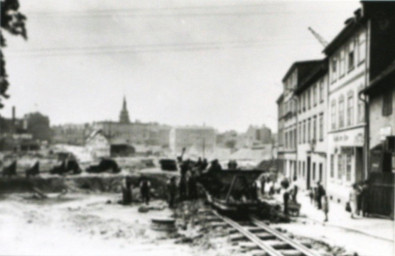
[2,0,360,132]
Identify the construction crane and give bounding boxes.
[308,27,328,47]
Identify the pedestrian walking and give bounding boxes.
[316,181,326,209]
[140,178,151,205]
[349,183,359,218]
[323,195,329,222]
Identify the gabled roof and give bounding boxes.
[323,8,366,56]
[295,59,328,95]
[282,59,323,82]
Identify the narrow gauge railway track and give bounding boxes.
[204,210,320,256]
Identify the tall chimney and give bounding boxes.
[12,106,15,124]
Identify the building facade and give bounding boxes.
[85,130,110,160]
[169,126,216,157]
[245,125,272,148]
[324,9,369,203]
[278,60,324,181]
[294,60,329,190]
[52,124,91,145]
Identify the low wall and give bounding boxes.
[0,173,173,199]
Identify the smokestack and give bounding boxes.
[12,106,15,124]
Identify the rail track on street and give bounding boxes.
[201,209,321,256]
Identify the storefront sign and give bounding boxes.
[334,135,349,142]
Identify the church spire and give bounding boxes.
[119,96,130,123]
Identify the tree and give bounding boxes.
[1,0,27,108]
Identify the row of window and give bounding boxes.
[331,88,365,130]
[299,78,325,113]
[298,113,324,144]
[289,160,323,182]
[283,112,324,149]
[331,30,366,83]
[284,128,297,150]
[330,154,353,182]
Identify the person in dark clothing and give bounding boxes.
[201,158,208,170]
[188,171,197,199]
[180,159,190,177]
[140,178,151,205]
[208,159,222,173]
[316,181,326,210]
[283,190,290,215]
[360,180,369,217]
[122,177,133,205]
[179,174,187,200]
[167,177,177,208]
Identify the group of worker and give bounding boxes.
[121,176,151,205]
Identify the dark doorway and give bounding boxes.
[306,156,311,189]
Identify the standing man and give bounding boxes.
[140,178,151,205]
[167,177,177,208]
[316,181,326,209]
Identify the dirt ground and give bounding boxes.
[0,193,239,256]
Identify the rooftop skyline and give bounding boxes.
[2,0,360,132]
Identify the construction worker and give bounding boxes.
[140,178,151,205]
[167,177,177,208]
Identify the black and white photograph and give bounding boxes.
[0,0,394,255]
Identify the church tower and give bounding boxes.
[119,96,130,123]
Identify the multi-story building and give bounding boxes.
[359,1,395,218]
[169,126,216,157]
[294,60,328,190]
[324,8,369,203]
[245,125,272,148]
[276,94,285,174]
[52,123,91,145]
[278,60,324,180]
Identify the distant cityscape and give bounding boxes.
[0,96,276,162]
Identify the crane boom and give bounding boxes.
[308,27,328,47]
